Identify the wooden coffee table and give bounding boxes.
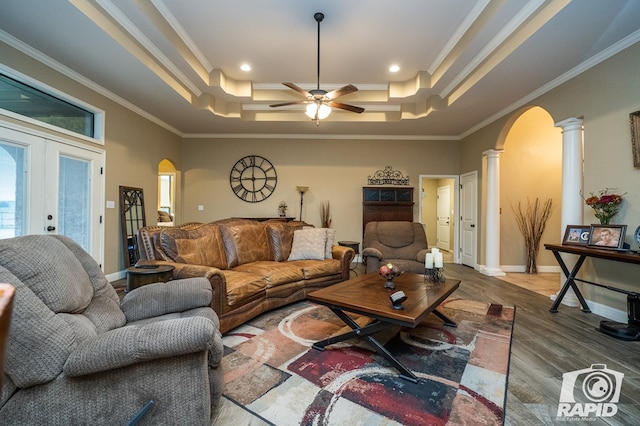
[307,272,460,383]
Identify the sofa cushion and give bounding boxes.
[233,261,305,287]
[0,235,93,314]
[159,223,227,269]
[266,221,304,261]
[221,270,266,306]
[287,228,328,260]
[174,234,222,267]
[220,221,273,268]
[324,228,336,259]
[376,221,416,247]
[290,259,342,279]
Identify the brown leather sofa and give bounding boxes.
[362,221,429,274]
[137,219,354,333]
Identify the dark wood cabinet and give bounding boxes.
[362,187,414,235]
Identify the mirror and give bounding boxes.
[119,186,146,268]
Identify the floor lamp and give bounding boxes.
[297,186,309,221]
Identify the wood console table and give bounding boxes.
[544,243,640,340]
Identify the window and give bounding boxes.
[0,71,97,139]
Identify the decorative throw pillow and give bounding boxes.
[287,228,328,261]
[324,228,336,259]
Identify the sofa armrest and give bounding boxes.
[134,261,227,316]
[64,316,216,376]
[362,247,383,273]
[120,278,212,322]
[331,245,355,279]
[415,249,429,263]
[362,247,383,261]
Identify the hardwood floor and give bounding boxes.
[443,263,640,425]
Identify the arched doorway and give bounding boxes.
[497,106,562,295]
[158,159,178,225]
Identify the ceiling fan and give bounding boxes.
[269,12,364,123]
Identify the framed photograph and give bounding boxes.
[631,110,640,168]
[587,224,627,250]
[562,225,591,246]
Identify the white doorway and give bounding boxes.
[436,185,451,251]
[0,123,105,265]
[460,171,478,268]
[419,175,459,263]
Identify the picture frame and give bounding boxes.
[562,225,591,246]
[587,224,627,250]
[631,110,640,168]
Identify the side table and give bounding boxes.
[338,241,360,276]
[126,265,174,292]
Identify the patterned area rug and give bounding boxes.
[222,298,515,425]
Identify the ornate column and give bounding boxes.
[553,117,584,306]
[481,149,505,276]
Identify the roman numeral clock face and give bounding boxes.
[229,155,277,203]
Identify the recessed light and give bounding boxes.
[240,64,251,72]
[389,65,400,73]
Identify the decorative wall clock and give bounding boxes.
[229,155,277,202]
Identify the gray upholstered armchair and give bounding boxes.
[362,221,429,274]
[0,235,223,425]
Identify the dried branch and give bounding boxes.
[320,201,332,228]
[511,197,553,273]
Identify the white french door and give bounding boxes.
[0,124,104,265]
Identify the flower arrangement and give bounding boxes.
[379,263,401,289]
[584,188,625,224]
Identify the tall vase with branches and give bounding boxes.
[511,198,553,274]
[320,201,332,228]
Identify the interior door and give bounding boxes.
[436,185,450,250]
[460,171,478,267]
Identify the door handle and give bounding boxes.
[47,226,56,231]
[470,224,475,228]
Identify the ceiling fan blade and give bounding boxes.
[282,82,311,97]
[269,101,307,108]
[328,101,365,114]
[325,84,358,100]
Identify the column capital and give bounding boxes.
[482,148,504,158]
[554,117,583,132]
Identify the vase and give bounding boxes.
[599,217,611,225]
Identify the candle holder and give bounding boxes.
[424,266,445,283]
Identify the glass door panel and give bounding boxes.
[58,155,91,249]
[0,141,26,238]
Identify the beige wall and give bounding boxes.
[0,41,182,275]
[501,107,562,269]
[460,42,640,313]
[180,138,461,245]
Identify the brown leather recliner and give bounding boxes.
[362,221,429,274]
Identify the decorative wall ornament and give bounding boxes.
[367,166,410,186]
[630,110,640,168]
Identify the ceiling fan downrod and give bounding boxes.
[314,12,324,92]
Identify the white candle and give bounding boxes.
[431,247,439,254]
[435,252,443,268]
[425,253,434,269]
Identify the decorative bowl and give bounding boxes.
[378,263,402,289]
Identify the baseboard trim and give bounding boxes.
[500,265,561,273]
[106,270,126,283]
[586,300,628,323]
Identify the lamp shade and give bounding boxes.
[305,102,331,120]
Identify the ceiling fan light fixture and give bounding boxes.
[305,102,331,120]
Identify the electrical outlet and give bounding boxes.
[198,205,204,211]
